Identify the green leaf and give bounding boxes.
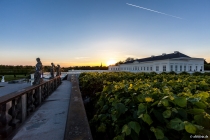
[174,97,187,107]
[178,108,188,120]
[168,118,184,131]
[97,123,106,132]
[141,113,153,125]
[184,122,196,134]
[187,97,200,103]
[155,128,165,139]
[197,92,209,100]
[137,103,146,115]
[187,109,205,115]
[128,121,141,135]
[162,110,171,118]
[137,95,144,102]
[171,108,178,113]
[151,101,159,106]
[150,127,165,140]
[122,124,131,136]
[194,114,210,129]
[113,135,124,140]
[194,102,207,109]
[102,105,109,111]
[161,99,169,107]
[115,103,126,115]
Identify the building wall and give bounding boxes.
[108,58,204,73]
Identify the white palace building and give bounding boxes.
[108,51,204,73]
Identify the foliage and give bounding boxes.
[79,72,210,140]
[179,72,190,75]
[192,72,203,76]
[2,75,30,82]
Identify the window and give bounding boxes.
[195,66,197,71]
[200,66,203,71]
[180,66,182,71]
[170,65,173,71]
[175,65,178,71]
[156,66,159,71]
[147,67,149,71]
[141,67,142,70]
[189,66,192,71]
[144,67,145,71]
[150,67,152,71]
[184,66,186,71]
[163,65,166,72]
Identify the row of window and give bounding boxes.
[110,65,203,71]
[170,65,203,71]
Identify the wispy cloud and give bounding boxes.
[125,55,136,58]
[75,57,89,59]
[126,3,183,19]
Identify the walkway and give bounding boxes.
[12,80,72,140]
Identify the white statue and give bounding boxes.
[1,75,5,82]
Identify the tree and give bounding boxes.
[125,57,134,62]
[204,60,208,64]
[115,61,124,66]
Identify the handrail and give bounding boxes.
[0,76,62,139]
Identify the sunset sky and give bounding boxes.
[0,0,210,67]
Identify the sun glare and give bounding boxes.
[107,59,116,66]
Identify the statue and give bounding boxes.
[1,75,5,82]
[33,58,43,85]
[50,63,55,79]
[56,64,61,76]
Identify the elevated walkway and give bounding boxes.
[7,74,92,140]
[12,80,72,140]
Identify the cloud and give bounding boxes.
[75,57,89,59]
[125,55,136,58]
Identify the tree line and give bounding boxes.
[204,60,210,70]
[0,65,108,75]
[63,66,108,71]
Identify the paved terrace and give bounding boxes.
[0,82,31,97]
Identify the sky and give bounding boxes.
[0,0,210,67]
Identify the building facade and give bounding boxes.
[108,51,204,73]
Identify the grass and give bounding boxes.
[1,75,30,82]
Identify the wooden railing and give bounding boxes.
[0,76,61,139]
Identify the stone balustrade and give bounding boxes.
[0,76,61,139]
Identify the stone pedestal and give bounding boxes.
[30,74,34,85]
[1,76,5,82]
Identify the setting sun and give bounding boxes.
[106,59,117,66]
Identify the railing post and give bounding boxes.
[55,78,57,89]
[21,94,26,122]
[39,86,42,105]
[0,101,12,137]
